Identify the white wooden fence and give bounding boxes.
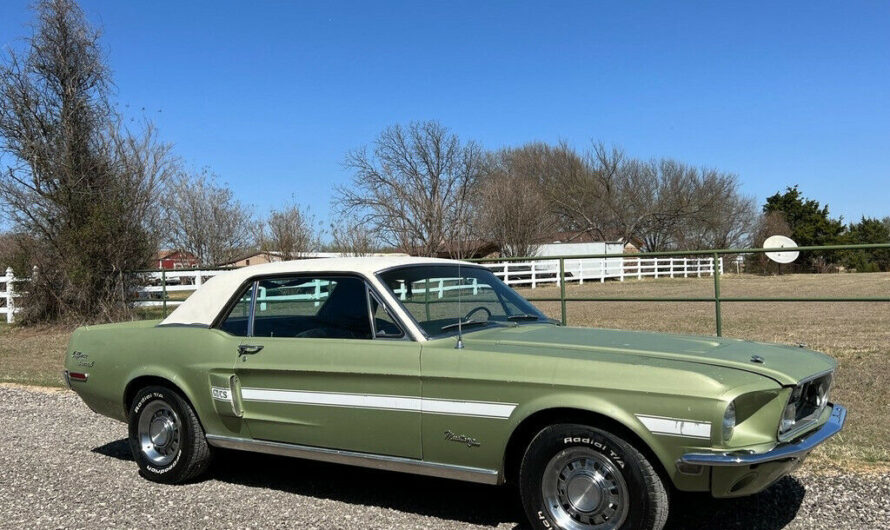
[1,256,723,322]
[488,256,723,288]
[2,267,25,324]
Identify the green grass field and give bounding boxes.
[2,271,887,469]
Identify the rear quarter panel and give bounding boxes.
[65,321,250,438]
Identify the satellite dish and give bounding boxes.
[763,235,799,264]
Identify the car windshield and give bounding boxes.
[377,264,552,339]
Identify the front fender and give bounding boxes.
[505,391,683,472]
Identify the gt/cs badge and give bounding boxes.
[211,387,231,402]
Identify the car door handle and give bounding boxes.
[238,344,264,355]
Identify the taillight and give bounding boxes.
[65,370,88,383]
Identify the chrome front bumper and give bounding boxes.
[681,403,846,467]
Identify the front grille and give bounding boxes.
[779,372,832,441]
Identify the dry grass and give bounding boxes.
[0,323,73,387]
[1,272,887,469]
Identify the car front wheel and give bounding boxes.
[519,423,668,530]
[127,385,212,484]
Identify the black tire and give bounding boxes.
[519,423,668,530]
[127,385,212,484]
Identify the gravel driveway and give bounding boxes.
[1,384,887,529]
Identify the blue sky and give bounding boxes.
[2,1,888,227]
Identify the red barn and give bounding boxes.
[154,250,199,270]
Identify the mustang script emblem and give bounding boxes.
[444,430,480,448]
[71,351,94,367]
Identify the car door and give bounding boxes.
[229,274,422,459]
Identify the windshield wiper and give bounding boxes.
[507,313,541,321]
[440,319,492,332]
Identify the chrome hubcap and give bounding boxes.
[137,401,181,466]
[541,448,629,530]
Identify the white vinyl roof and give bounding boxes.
[158,256,471,327]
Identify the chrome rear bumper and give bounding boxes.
[681,403,846,467]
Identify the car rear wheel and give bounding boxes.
[519,423,668,530]
[128,385,212,484]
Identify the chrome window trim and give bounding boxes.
[365,284,408,341]
[205,434,501,485]
[246,280,258,337]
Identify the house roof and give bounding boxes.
[159,256,472,327]
[155,249,196,260]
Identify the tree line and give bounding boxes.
[752,186,890,273]
[0,1,887,324]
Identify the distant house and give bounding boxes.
[537,231,644,253]
[221,251,285,268]
[220,251,409,268]
[155,250,198,270]
[434,240,501,260]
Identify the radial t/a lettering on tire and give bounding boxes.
[519,424,668,530]
[127,385,212,484]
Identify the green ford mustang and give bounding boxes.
[65,257,845,530]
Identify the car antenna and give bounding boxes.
[455,260,464,349]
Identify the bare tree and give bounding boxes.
[671,171,757,250]
[329,217,376,256]
[0,0,174,322]
[163,170,253,265]
[475,146,554,257]
[334,121,483,257]
[544,143,755,251]
[257,202,320,260]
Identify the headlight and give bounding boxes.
[780,400,797,433]
[723,401,736,442]
[814,379,830,409]
[779,372,833,440]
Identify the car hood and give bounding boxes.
[468,324,836,386]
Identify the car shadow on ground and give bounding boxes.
[665,479,806,529]
[92,438,133,461]
[92,439,806,529]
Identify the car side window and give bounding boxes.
[369,290,405,339]
[252,276,373,339]
[219,284,255,336]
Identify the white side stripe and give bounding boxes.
[636,414,711,439]
[421,398,516,419]
[242,389,421,412]
[240,388,516,419]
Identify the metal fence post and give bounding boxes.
[161,269,167,318]
[424,279,431,321]
[559,258,567,326]
[713,252,722,336]
[4,267,13,324]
